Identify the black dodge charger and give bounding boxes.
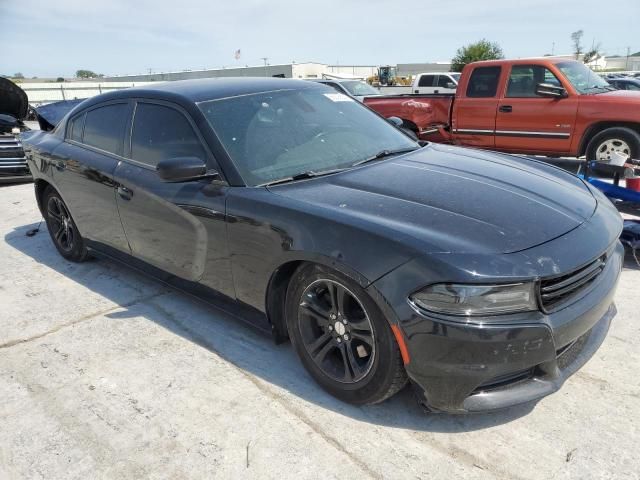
[22,78,623,413]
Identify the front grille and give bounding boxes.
[539,255,606,311]
[0,135,27,174]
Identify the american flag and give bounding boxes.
[234,49,241,60]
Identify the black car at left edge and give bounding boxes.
[21,78,623,413]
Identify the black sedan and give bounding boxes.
[606,77,640,91]
[22,78,623,413]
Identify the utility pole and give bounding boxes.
[552,42,555,55]
[626,46,631,71]
[261,57,268,77]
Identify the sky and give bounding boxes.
[1,0,639,78]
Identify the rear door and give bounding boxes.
[51,101,131,252]
[414,74,436,94]
[113,100,234,297]
[451,66,503,148]
[495,64,578,154]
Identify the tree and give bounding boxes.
[571,30,584,59]
[451,40,504,72]
[13,72,24,79]
[76,69,99,79]
[56,77,65,82]
[583,43,602,65]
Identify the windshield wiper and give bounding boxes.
[260,168,346,187]
[352,147,419,167]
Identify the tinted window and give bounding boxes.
[506,65,562,97]
[83,104,128,154]
[466,66,501,98]
[131,103,206,167]
[418,75,435,87]
[67,113,85,142]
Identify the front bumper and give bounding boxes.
[370,238,623,413]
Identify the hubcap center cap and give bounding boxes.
[334,322,346,336]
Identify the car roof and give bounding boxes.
[75,77,324,109]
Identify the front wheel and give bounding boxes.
[585,127,640,162]
[285,264,407,405]
[43,187,88,262]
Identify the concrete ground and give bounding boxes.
[1,182,638,480]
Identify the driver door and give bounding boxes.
[114,100,234,298]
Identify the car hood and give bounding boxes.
[0,77,28,120]
[269,144,597,254]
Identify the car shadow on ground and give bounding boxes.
[6,221,544,432]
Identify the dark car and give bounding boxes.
[607,78,640,91]
[0,77,30,183]
[22,78,623,413]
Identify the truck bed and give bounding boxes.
[363,94,454,137]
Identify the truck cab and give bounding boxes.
[412,72,460,94]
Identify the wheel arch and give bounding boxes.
[264,255,373,344]
[34,178,54,217]
[578,121,640,157]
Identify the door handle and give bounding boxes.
[499,105,513,113]
[117,186,133,200]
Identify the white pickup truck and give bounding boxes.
[411,72,460,94]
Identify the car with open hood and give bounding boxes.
[0,77,30,183]
[21,78,623,413]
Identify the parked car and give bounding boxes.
[0,77,30,183]
[311,79,382,101]
[606,77,640,91]
[22,78,623,413]
[363,58,640,161]
[411,72,460,94]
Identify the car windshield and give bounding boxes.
[556,61,613,94]
[198,87,418,186]
[339,81,381,96]
[450,73,461,83]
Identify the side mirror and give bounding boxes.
[446,82,456,89]
[535,82,568,98]
[157,156,211,182]
[387,116,403,127]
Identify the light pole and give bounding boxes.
[261,57,268,77]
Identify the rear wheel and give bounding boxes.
[43,187,88,262]
[585,127,640,162]
[285,264,407,405]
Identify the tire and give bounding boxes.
[585,127,640,162]
[285,263,407,405]
[43,186,88,262]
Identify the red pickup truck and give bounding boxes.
[364,58,640,161]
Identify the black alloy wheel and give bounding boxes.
[298,279,376,383]
[43,187,88,262]
[286,264,407,405]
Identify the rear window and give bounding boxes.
[418,75,435,87]
[82,103,128,155]
[466,66,501,98]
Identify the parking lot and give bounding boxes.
[1,181,639,479]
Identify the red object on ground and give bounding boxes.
[626,177,640,192]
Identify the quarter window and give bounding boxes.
[506,65,563,97]
[466,67,501,98]
[83,104,128,155]
[67,113,85,142]
[130,103,206,167]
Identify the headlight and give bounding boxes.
[409,283,538,316]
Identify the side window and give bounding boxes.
[66,112,85,142]
[418,75,435,87]
[437,75,454,88]
[506,65,563,97]
[83,104,128,155]
[130,103,206,167]
[466,67,501,98]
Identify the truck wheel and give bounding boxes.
[285,263,407,405]
[586,127,640,162]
